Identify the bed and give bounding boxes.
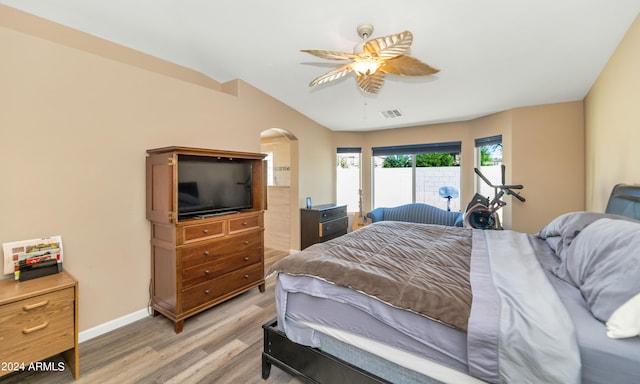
[262,184,640,384]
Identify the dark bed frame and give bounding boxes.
[262,319,391,384]
[262,184,640,384]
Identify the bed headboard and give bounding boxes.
[605,184,640,221]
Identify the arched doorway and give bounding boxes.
[260,128,298,253]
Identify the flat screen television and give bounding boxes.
[177,155,253,219]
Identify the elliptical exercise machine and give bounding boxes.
[464,165,525,230]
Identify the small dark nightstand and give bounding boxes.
[300,204,348,249]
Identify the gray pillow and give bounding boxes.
[537,211,636,261]
[556,218,640,322]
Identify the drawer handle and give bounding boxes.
[204,289,211,295]
[243,256,249,261]
[23,321,49,334]
[205,269,211,275]
[243,221,248,226]
[204,251,210,256]
[203,229,209,234]
[244,274,249,279]
[244,241,249,245]
[23,300,49,311]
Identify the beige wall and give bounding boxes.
[510,102,585,233]
[0,6,333,331]
[334,101,585,234]
[585,14,640,211]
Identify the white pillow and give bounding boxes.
[606,292,640,339]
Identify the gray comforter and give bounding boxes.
[270,222,581,383]
[269,221,473,331]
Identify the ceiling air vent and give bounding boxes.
[379,109,404,119]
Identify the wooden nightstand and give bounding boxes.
[0,271,79,379]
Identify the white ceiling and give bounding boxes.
[3,1,639,131]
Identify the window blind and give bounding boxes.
[372,141,461,156]
[337,147,362,153]
[474,135,502,147]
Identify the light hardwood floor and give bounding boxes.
[0,249,301,384]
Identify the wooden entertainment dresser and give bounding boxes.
[146,146,267,333]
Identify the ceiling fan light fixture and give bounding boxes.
[302,25,439,94]
[350,58,381,76]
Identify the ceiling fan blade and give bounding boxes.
[363,30,413,59]
[308,63,353,87]
[380,55,440,76]
[357,71,385,94]
[301,49,357,61]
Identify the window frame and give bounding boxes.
[371,141,462,209]
[336,147,362,213]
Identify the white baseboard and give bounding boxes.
[78,308,150,343]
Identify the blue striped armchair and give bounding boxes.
[367,203,464,227]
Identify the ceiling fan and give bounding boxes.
[301,24,439,94]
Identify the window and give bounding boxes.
[475,135,503,198]
[372,142,461,211]
[474,135,503,222]
[336,147,361,212]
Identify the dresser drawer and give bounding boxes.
[317,206,347,222]
[229,214,261,234]
[319,216,349,237]
[0,287,75,365]
[182,220,226,243]
[181,231,262,269]
[182,263,263,311]
[182,249,263,287]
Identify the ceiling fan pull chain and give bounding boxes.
[363,98,368,121]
